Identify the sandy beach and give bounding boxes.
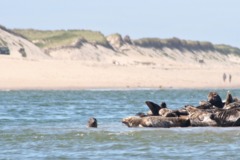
[0,56,239,90]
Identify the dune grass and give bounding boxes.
[215,44,240,55]
[10,27,240,56]
[134,37,215,51]
[133,37,240,56]
[13,29,109,49]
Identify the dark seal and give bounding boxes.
[88,117,97,128]
[207,92,223,108]
[145,101,167,116]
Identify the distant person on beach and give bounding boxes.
[223,73,226,82]
[229,74,232,83]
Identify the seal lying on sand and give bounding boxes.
[211,108,240,127]
[185,105,217,126]
[122,116,190,128]
[88,117,97,128]
[208,92,224,108]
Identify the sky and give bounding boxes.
[1,0,240,47]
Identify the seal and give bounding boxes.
[122,116,190,128]
[185,105,217,126]
[88,117,97,128]
[197,101,212,109]
[223,91,240,109]
[207,92,224,108]
[225,91,234,106]
[211,108,240,127]
[224,102,240,110]
[135,112,147,117]
[159,108,179,117]
[145,101,187,117]
[145,101,161,115]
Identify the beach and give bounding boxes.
[1,26,240,90]
[0,56,238,90]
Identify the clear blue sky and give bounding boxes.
[1,0,240,47]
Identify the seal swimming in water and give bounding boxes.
[88,117,97,128]
[185,105,217,126]
[122,116,190,128]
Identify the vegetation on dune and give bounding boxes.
[134,37,240,55]
[1,24,239,56]
[215,44,240,55]
[13,29,110,49]
[134,37,215,52]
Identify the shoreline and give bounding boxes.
[0,85,239,91]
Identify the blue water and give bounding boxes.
[1,89,240,159]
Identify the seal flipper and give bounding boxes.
[145,101,160,115]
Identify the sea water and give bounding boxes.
[1,89,240,159]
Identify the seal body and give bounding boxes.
[224,102,240,110]
[185,105,217,127]
[122,116,190,128]
[208,92,223,108]
[211,108,240,127]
